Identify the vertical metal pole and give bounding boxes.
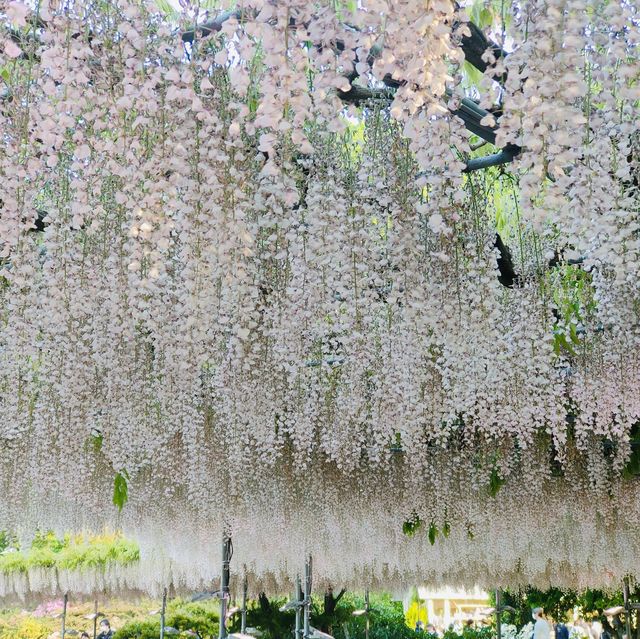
[365,590,370,639]
[93,599,98,639]
[241,573,248,634]
[295,575,303,639]
[220,535,231,639]
[61,592,68,639]
[624,578,632,639]
[495,589,502,639]
[160,587,167,639]
[303,556,312,639]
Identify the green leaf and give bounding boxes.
[623,426,640,479]
[553,331,576,357]
[0,67,9,83]
[469,0,495,29]
[91,432,103,453]
[488,465,506,497]
[569,323,581,345]
[442,520,451,538]
[428,523,438,545]
[462,60,485,91]
[402,513,423,537]
[113,471,129,512]
[154,0,178,18]
[479,7,494,28]
[469,0,483,26]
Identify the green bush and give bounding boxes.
[113,599,220,639]
[0,550,29,574]
[0,615,51,639]
[112,619,162,639]
[496,586,629,627]
[340,593,416,639]
[0,532,140,575]
[0,530,17,553]
[237,593,295,639]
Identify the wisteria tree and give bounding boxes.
[0,0,639,596]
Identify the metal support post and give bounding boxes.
[303,556,312,639]
[241,573,248,634]
[61,593,68,639]
[92,600,98,639]
[295,575,304,639]
[365,590,370,639]
[160,587,167,639]
[624,578,633,639]
[219,535,232,639]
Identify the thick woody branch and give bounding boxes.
[463,145,520,172]
[182,11,518,169]
[339,84,515,171]
[181,9,245,42]
[458,19,505,75]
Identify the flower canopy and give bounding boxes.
[0,0,639,593]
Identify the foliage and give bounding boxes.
[114,600,220,638]
[0,530,17,553]
[112,619,162,639]
[495,586,632,628]
[0,615,51,639]
[549,265,596,357]
[404,588,428,630]
[234,593,296,639]
[488,465,506,498]
[445,628,494,639]
[0,597,221,639]
[0,591,410,639]
[323,592,416,639]
[4,588,635,639]
[113,470,130,512]
[402,514,424,537]
[227,591,414,639]
[0,531,139,575]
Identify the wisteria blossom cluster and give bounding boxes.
[0,0,639,591]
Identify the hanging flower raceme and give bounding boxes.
[0,0,639,592]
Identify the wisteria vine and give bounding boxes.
[0,0,639,591]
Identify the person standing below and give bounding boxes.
[556,621,570,639]
[600,617,614,639]
[533,608,551,639]
[97,618,114,639]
